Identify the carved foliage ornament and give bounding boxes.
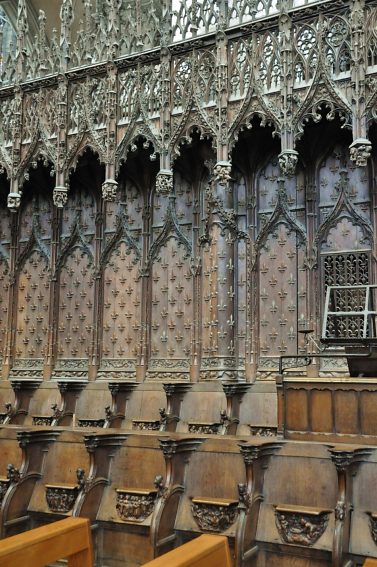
[275,507,330,546]
[102,179,118,202]
[156,169,174,195]
[349,138,372,167]
[278,150,299,177]
[53,186,68,208]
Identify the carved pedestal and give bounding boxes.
[161,383,191,432]
[328,446,372,567]
[5,380,41,425]
[222,382,249,435]
[150,437,205,557]
[0,430,60,537]
[235,441,282,567]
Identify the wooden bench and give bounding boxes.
[0,517,93,567]
[142,534,232,567]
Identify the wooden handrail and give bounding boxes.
[0,517,94,567]
[364,560,377,566]
[143,534,232,567]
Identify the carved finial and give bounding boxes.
[60,0,74,69]
[15,0,28,79]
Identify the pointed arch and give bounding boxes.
[54,210,94,275]
[253,178,307,268]
[147,195,192,269]
[99,207,141,272]
[314,171,373,251]
[16,213,50,273]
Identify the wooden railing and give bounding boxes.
[0,517,93,567]
[364,560,377,566]
[143,534,232,567]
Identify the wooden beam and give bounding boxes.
[0,517,93,567]
[143,534,232,567]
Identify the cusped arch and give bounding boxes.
[293,58,352,141]
[115,131,159,176]
[65,132,106,174]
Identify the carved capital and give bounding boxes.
[278,150,299,177]
[349,138,372,167]
[102,179,118,202]
[7,192,21,212]
[156,169,173,195]
[214,161,232,186]
[53,185,68,208]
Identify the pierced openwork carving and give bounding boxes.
[77,418,106,428]
[275,506,331,546]
[191,497,238,533]
[249,426,278,437]
[116,489,158,523]
[132,419,161,431]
